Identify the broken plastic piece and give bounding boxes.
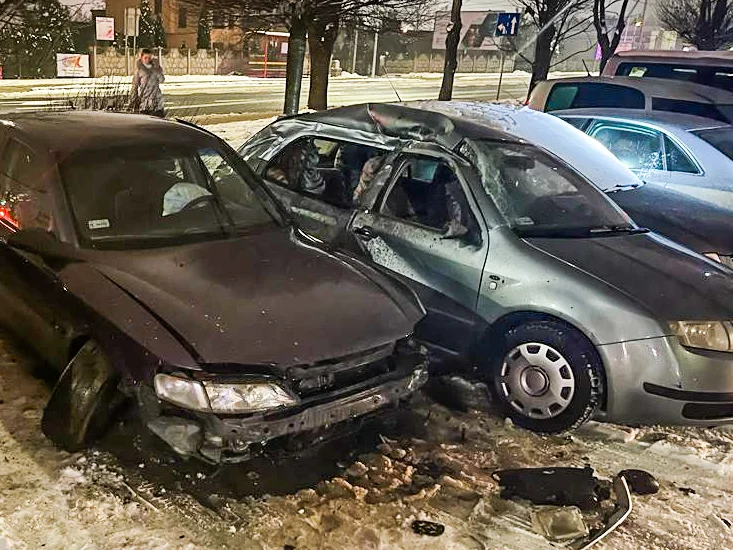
[531,506,589,542]
[619,469,659,495]
[411,520,445,536]
[492,466,608,510]
[569,475,633,550]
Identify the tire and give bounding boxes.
[490,320,604,433]
[41,340,121,452]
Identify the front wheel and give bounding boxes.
[491,320,604,433]
[41,340,121,452]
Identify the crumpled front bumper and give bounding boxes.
[144,361,428,463]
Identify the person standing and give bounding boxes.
[129,49,166,117]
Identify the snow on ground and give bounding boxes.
[1,330,733,550]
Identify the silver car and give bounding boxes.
[241,102,733,433]
[552,108,733,210]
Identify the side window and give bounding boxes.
[0,139,53,232]
[590,125,663,171]
[381,156,481,243]
[663,135,698,173]
[712,71,733,92]
[265,137,383,209]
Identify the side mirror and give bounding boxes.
[7,228,76,259]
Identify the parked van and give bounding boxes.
[602,50,733,92]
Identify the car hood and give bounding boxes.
[84,227,422,370]
[526,233,733,320]
[610,185,733,256]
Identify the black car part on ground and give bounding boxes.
[492,466,610,510]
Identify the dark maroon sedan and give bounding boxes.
[0,112,427,463]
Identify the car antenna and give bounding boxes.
[582,59,591,77]
[382,65,402,102]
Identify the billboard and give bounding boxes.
[95,16,115,41]
[433,11,507,51]
[56,54,90,78]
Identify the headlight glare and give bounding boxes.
[671,321,733,352]
[204,381,297,413]
[154,373,210,411]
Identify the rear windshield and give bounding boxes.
[652,97,733,123]
[545,83,645,111]
[616,62,733,92]
[692,127,733,160]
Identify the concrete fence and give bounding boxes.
[384,53,516,75]
[91,47,520,78]
[91,47,220,77]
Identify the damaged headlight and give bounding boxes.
[154,373,210,411]
[203,381,297,413]
[670,321,733,352]
[154,374,298,413]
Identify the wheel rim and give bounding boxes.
[499,342,576,419]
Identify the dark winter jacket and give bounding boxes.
[130,59,165,113]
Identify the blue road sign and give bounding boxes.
[495,13,521,37]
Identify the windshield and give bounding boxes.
[692,126,733,161]
[61,145,281,249]
[460,139,634,238]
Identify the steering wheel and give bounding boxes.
[181,194,216,212]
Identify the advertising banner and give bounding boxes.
[95,16,115,41]
[56,53,90,77]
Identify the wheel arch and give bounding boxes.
[474,310,608,411]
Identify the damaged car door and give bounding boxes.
[349,144,491,360]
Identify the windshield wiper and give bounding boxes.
[588,224,648,235]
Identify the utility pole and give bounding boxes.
[371,30,379,77]
[352,27,359,74]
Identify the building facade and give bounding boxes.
[105,0,203,48]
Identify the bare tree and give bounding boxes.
[438,0,461,100]
[593,0,631,71]
[658,0,733,50]
[0,1,26,32]
[508,0,592,93]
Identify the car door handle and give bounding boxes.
[353,226,377,240]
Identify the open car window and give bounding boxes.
[380,156,482,245]
[60,145,277,249]
[265,137,384,209]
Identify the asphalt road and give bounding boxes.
[0,74,535,118]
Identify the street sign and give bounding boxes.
[95,16,115,41]
[124,7,140,38]
[495,13,520,37]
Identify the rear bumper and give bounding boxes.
[597,336,733,426]
[145,360,428,463]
